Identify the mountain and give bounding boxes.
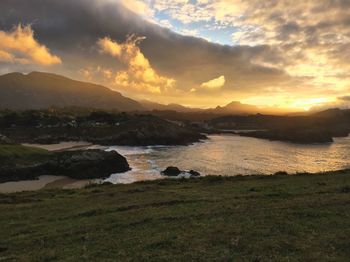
[311,108,350,118]
[210,101,260,115]
[0,72,144,111]
[0,71,297,116]
[140,100,201,112]
[141,100,264,115]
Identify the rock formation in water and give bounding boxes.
[161,167,182,177]
[161,167,201,177]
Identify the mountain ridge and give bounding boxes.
[0,71,266,114]
[0,71,316,116]
[0,72,144,111]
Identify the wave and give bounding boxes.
[106,146,154,156]
[105,168,162,184]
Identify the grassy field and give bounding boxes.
[0,145,51,167]
[0,171,349,261]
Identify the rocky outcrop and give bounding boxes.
[189,170,201,177]
[44,150,130,179]
[0,150,130,183]
[161,167,182,177]
[239,129,334,144]
[161,166,201,178]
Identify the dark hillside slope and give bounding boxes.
[0,72,144,111]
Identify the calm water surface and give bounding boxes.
[106,134,350,183]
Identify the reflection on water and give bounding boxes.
[107,135,350,183]
[2,134,350,192]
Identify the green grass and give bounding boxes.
[0,145,51,166]
[0,172,349,261]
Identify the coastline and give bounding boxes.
[1,134,350,193]
[0,175,103,194]
[1,168,349,194]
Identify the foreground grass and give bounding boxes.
[0,172,349,261]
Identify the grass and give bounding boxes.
[0,172,349,261]
[0,145,51,167]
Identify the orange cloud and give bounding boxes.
[0,25,61,65]
[98,35,175,94]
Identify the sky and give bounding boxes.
[0,0,350,111]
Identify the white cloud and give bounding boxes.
[119,0,154,18]
[201,75,225,89]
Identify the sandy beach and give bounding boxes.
[22,141,107,152]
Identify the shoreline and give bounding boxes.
[1,135,349,192]
[0,175,103,194]
[1,168,349,194]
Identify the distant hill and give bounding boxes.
[209,101,260,115]
[311,108,350,118]
[0,72,144,111]
[140,100,202,112]
[0,71,301,116]
[141,100,267,115]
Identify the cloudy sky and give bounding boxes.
[0,0,350,110]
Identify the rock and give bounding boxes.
[189,170,201,177]
[47,150,131,179]
[161,166,181,177]
[274,171,288,176]
[161,167,201,178]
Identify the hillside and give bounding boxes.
[0,72,144,111]
[0,111,206,146]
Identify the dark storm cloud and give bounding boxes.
[0,0,290,94]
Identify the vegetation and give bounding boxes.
[2,107,350,145]
[0,144,51,167]
[210,109,350,144]
[239,128,334,144]
[0,109,206,146]
[0,109,129,128]
[0,171,349,261]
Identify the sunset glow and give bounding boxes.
[1,2,350,258]
[0,0,349,111]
